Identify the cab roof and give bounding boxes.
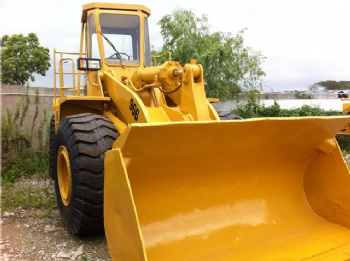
[81,2,151,22]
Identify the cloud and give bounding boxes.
[2,0,350,90]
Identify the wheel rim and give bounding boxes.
[57,146,72,206]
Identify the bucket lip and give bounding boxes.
[128,115,350,127]
[112,116,348,161]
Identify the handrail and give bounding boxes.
[53,49,87,104]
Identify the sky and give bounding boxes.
[1,0,350,92]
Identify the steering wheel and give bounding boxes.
[109,52,131,60]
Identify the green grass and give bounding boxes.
[2,150,49,186]
[1,149,56,218]
[2,175,56,217]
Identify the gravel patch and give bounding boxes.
[2,210,112,261]
[1,176,112,261]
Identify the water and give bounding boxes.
[214,99,348,112]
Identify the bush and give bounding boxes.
[233,93,341,118]
[1,88,49,186]
[292,90,313,99]
[336,136,350,155]
[232,94,349,154]
[2,150,49,186]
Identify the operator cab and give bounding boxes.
[80,3,152,71]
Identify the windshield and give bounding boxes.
[99,13,140,66]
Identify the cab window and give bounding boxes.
[99,14,140,65]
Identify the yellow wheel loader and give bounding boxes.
[51,2,350,260]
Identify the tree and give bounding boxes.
[317,80,350,91]
[0,33,50,86]
[157,9,266,99]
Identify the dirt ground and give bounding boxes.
[1,209,112,261]
[1,176,112,261]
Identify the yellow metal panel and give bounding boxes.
[103,111,127,135]
[160,105,191,121]
[104,116,350,260]
[301,244,350,260]
[342,100,350,115]
[207,99,220,120]
[103,71,151,123]
[146,107,170,122]
[104,148,146,260]
[57,96,110,103]
[305,140,350,228]
[207,97,219,103]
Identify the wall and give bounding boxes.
[1,85,54,120]
[261,93,338,100]
[1,85,55,150]
[212,93,340,112]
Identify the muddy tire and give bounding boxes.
[54,113,119,235]
[49,115,56,179]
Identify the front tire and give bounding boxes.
[54,113,119,235]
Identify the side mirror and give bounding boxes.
[77,58,101,71]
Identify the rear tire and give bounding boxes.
[54,113,119,235]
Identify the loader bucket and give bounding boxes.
[104,116,350,261]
